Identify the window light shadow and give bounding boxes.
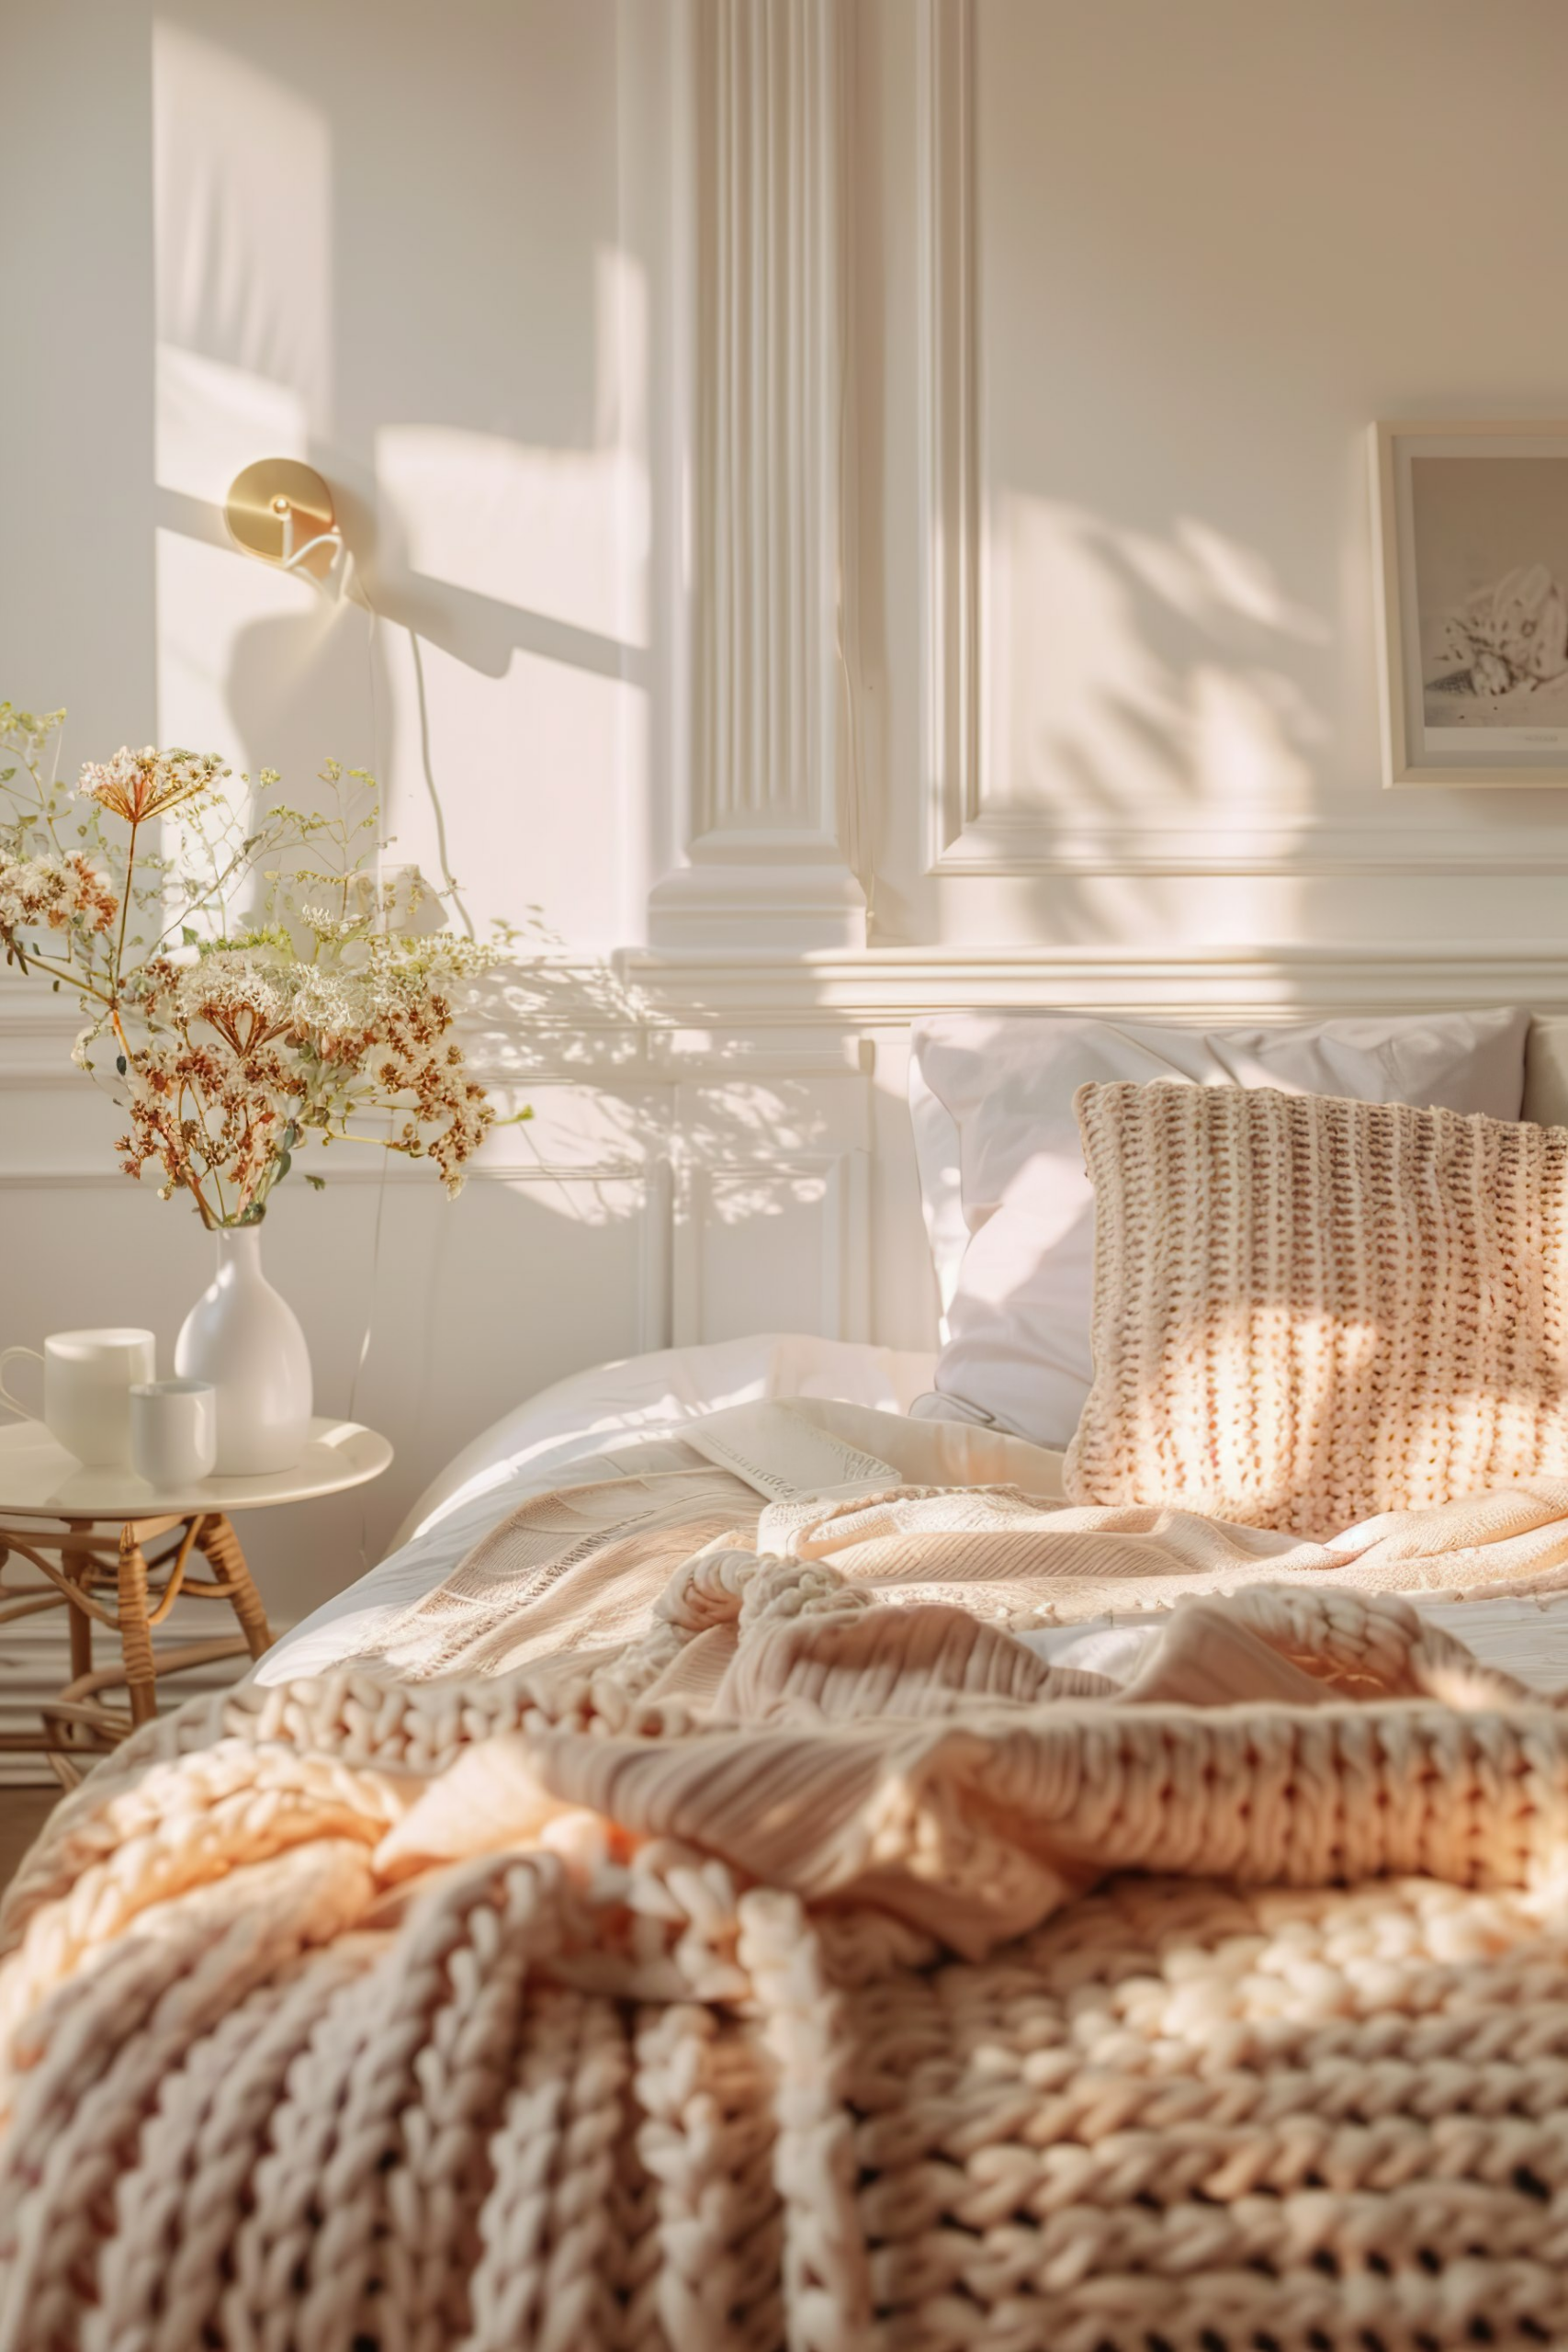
[990,491,1330,838]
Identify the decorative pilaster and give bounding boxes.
[649,0,866,950]
[916,0,980,871]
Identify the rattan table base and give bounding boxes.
[0,1510,273,1786]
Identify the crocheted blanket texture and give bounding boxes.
[11,1441,1568,2350]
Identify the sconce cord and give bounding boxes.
[343,576,391,1572]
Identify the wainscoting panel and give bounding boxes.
[672,1150,870,1346]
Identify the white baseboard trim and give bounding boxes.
[0,1612,294,1786]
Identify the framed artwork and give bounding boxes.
[1371,420,1568,787]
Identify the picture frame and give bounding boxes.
[1371,419,1568,788]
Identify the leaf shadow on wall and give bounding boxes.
[987,492,1333,846]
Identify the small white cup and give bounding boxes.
[130,1379,218,1487]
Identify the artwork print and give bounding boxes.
[1372,424,1568,786]
[1414,455,1568,749]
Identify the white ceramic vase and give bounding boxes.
[175,1227,312,1475]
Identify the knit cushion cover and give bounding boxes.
[1065,1079,1568,1533]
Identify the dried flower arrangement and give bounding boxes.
[0,704,520,1229]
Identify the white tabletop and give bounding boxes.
[0,1417,393,1521]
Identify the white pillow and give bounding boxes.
[908,1008,1531,1448]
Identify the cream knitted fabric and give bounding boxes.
[10,1571,1568,2349]
[1066,1079,1568,1532]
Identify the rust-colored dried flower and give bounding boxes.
[77,746,227,826]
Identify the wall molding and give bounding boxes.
[916,0,980,874]
[908,0,1568,882]
[621,942,1568,1021]
[650,0,866,949]
[11,951,1568,1045]
[928,814,1568,878]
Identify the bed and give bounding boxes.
[265,1329,1568,1702]
[12,1017,1568,2347]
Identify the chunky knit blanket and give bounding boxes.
[13,1422,1568,2348]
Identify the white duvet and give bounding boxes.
[262,1334,938,1682]
[264,1331,1568,1694]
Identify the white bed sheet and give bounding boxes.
[261,1333,937,1683]
[263,1331,1568,1695]
[1022,1594,1568,1693]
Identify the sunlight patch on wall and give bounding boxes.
[375,250,649,649]
[375,424,644,645]
[152,19,332,437]
[392,633,639,947]
[155,345,308,504]
[990,491,1325,828]
[152,21,338,762]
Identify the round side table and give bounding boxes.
[0,1418,392,1782]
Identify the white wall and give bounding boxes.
[7,0,1568,1649]
[862,0,1568,951]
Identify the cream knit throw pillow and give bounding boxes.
[1065,1079,1568,1533]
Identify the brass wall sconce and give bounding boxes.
[223,458,348,590]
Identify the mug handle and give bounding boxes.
[0,1346,44,1422]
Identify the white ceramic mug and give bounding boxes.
[0,1328,157,1467]
[130,1378,217,1487]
